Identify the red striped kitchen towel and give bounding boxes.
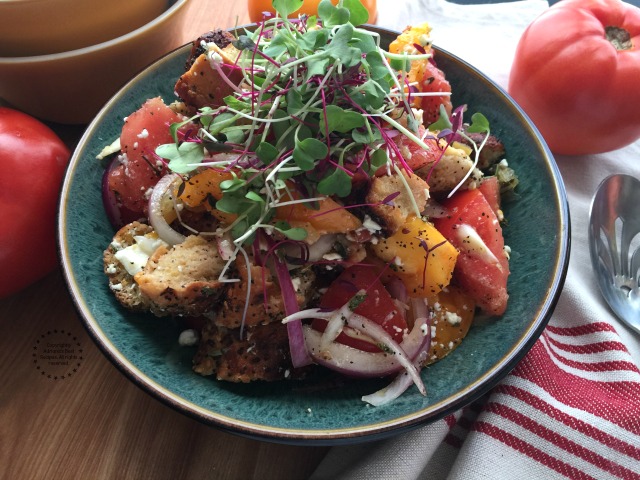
[310,1,640,478]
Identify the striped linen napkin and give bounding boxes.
[311,1,640,478]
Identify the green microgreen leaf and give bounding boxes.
[428,104,453,132]
[389,56,411,72]
[273,0,304,18]
[220,176,246,193]
[298,29,330,51]
[198,107,216,129]
[317,167,352,197]
[364,51,390,81]
[318,0,350,27]
[245,190,265,203]
[350,79,387,111]
[262,31,290,58]
[255,142,279,165]
[223,95,253,112]
[321,105,365,135]
[272,109,296,150]
[367,148,389,174]
[155,142,204,174]
[305,56,332,80]
[293,137,328,171]
[286,89,304,115]
[325,24,361,67]
[209,112,238,135]
[467,112,490,134]
[273,221,308,241]
[342,0,370,26]
[168,118,193,144]
[307,15,318,29]
[352,125,382,144]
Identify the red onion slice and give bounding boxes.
[319,289,367,349]
[270,240,313,368]
[102,156,124,228]
[148,173,186,246]
[362,298,432,406]
[361,350,429,406]
[302,311,430,379]
[346,313,425,394]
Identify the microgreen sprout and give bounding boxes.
[152,0,490,301]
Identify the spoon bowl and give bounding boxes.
[589,174,640,334]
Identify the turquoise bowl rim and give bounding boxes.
[58,26,570,445]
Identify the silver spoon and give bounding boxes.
[589,174,640,334]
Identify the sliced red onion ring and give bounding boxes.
[148,173,186,246]
[302,311,430,380]
[361,350,429,406]
[346,313,425,394]
[319,289,366,349]
[362,298,432,406]
[386,275,408,305]
[102,156,124,228]
[270,241,313,368]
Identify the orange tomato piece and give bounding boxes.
[275,192,361,234]
[179,168,237,224]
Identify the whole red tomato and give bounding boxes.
[0,107,70,297]
[508,0,640,155]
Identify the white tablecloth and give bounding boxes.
[311,1,640,478]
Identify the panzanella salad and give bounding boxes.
[101,0,518,406]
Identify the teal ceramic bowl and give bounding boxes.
[58,27,570,445]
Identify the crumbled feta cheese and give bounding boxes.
[114,234,168,276]
[322,252,343,262]
[105,263,118,274]
[445,311,462,326]
[110,283,123,291]
[178,329,199,347]
[430,325,437,339]
[362,215,382,233]
[137,129,149,139]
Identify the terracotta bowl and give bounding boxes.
[0,0,190,125]
[0,0,168,57]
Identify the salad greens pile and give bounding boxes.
[155,0,490,246]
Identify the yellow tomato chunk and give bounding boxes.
[372,216,458,297]
[426,285,475,363]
